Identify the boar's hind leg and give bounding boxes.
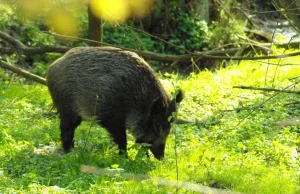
[59,111,82,152]
[102,120,127,156]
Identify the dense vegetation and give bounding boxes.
[0,1,300,194]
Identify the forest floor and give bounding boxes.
[0,48,299,193]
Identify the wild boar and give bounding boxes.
[46,47,183,160]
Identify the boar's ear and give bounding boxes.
[167,90,184,122]
[151,97,166,115]
[175,89,184,103]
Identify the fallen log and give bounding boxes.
[79,165,241,194]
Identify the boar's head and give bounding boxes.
[136,90,183,160]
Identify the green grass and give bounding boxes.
[0,54,299,193]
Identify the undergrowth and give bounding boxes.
[0,56,299,193]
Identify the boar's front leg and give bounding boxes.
[59,111,82,152]
[102,119,127,156]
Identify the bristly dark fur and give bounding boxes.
[46,47,183,160]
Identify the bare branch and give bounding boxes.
[233,85,300,94]
[0,45,70,55]
[0,60,47,86]
[0,31,25,48]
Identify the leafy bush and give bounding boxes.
[210,18,245,48]
[0,5,55,47]
[164,3,211,54]
[209,0,246,48]
[102,22,155,51]
[0,5,59,76]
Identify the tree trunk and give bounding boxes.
[192,0,210,23]
[88,1,103,46]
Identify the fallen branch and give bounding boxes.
[233,85,300,94]
[275,40,300,49]
[0,31,25,48]
[79,165,240,194]
[0,46,70,55]
[2,31,300,63]
[0,30,237,62]
[0,60,47,85]
[0,31,69,55]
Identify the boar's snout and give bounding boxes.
[150,143,165,160]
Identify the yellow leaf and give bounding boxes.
[89,0,130,23]
[272,141,280,148]
[237,142,245,149]
[111,164,119,169]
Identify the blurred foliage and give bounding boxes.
[0,5,62,77]
[0,0,248,72]
[1,0,85,36]
[89,0,154,23]
[0,5,55,47]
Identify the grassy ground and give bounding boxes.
[0,54,299,193]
